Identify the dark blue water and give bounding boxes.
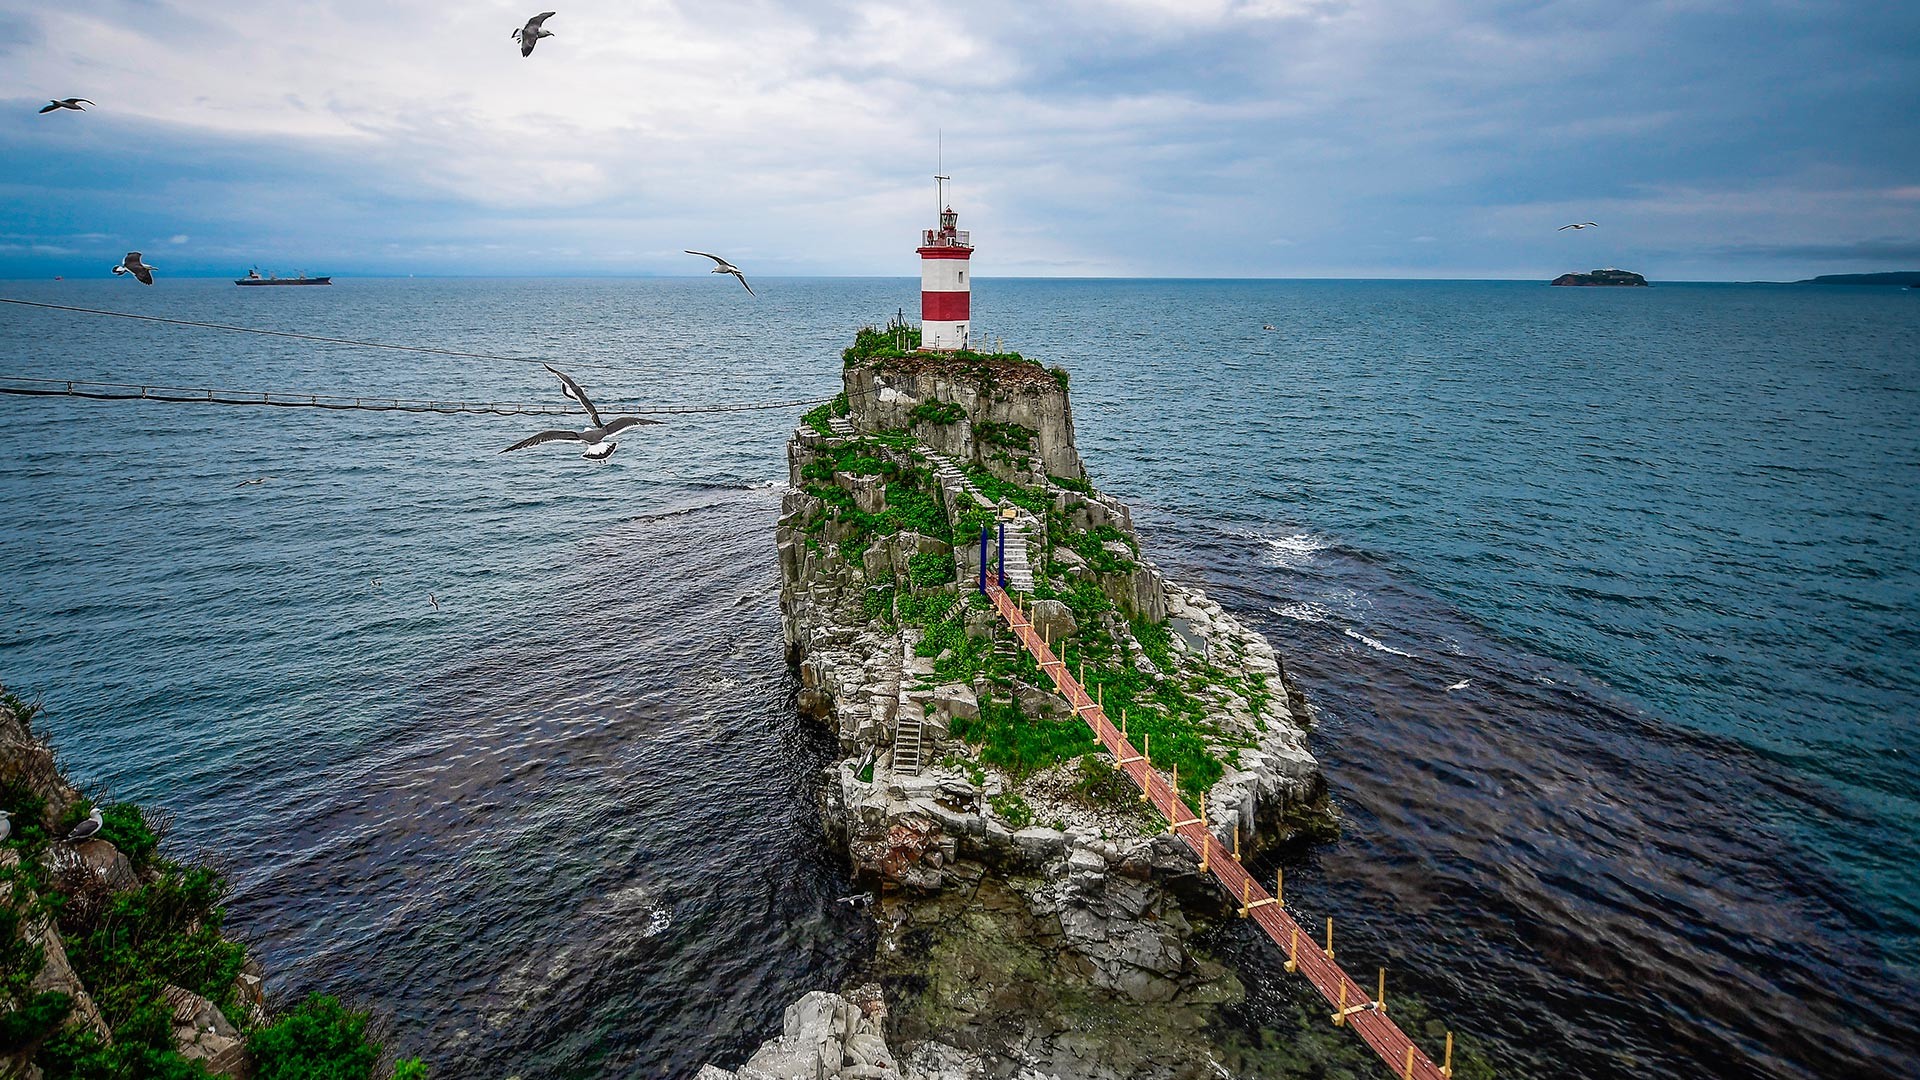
[1,278,1914,1078]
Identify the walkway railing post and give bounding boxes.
[978,525,989,594]
[996,521,1006,589]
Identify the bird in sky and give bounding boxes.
[513,12,557,56]
[64,807,104,844]
[686,250,755,296]
[111,252,155,285]
[502,364,660,461]
[1558,222,1599,231]
[39,98,93,114]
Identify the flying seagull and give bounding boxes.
[502,364,660,461]
[64,807,104,844]
[1558,222,1599,231]
[428,593,439,611]
[1445,679,1471,692]
[39,98,94,114]
[513,11,556,56]
[111,252,155,285]
[685,250,755,296]
[235,476,273,487]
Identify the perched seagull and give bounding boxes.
[1558,222,1599,231]
[235,476,273,487]
[1445,679,1472,692]
[685,250,755,296]
[64,807,104,844]
[501,364,660,461]
[39,98,94,114]
[0,810,11,843]
[513,11,556,56]
[111,252,155,285]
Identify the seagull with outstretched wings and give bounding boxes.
[502,364,660,461]
[40,98,93,114]
[686,250,755,296]
[513,12,557,56]
[1558,222,1599,231]
[111,252,155,285]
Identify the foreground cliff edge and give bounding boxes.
[0,690,426,1079]
[704,325,1429,1079]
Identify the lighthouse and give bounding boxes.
[917,174,973,351]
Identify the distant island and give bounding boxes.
[1551,268,1648,287]
[1793,272,1920,286]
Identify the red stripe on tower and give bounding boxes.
[923,291,970,321]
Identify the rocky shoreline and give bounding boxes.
[704,329,1336,1079]
[0,690,423,1079]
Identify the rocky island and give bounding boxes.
[1550,268,1648,286]
[701,323,1362,1079]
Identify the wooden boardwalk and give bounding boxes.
[986,584,1453,1080]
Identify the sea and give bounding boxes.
[0,277,1913,1079]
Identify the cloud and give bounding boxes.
[169,234,189,244]
[0,0,1916,279]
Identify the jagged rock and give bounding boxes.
[1029,600,1077,644]
[0,699,82,825]
[70,839,138,892]
[24,913,110,1043]
[706,989,903,1080]
[165,984,251,1078]
[839,473,888,514]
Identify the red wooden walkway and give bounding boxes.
[986,584,1452,1080]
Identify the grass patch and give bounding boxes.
[973,421,1035,451]
[988,792,1035,830]
[801,401,834,437]
[909,400,967,426]
[950,699,1098,778]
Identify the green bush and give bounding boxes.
[249,995,383,1080]
[972,421,1035,451]
[908,400,967,426]
[907,552,953,590]
[988,792,1035,830]
[801,402,833,437]
[65,866,248,1033]
[98,805,159,869]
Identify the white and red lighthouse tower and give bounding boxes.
[917,174,973,351]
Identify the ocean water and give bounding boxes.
[0,277,1914,1078]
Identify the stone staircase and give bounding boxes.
[925,452,1039,593]
[826,415,856,437]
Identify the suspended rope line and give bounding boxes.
[0,296,830,380]
[0,296,600,369]
[0,376,834,417]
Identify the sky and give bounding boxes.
[0,0,1915,280]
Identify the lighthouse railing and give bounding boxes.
[920,229,971,248]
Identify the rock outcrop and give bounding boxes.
[0,692,265,1078]
[771,344,1332,1076]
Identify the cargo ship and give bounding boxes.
[236,267,331,286]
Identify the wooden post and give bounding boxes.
[1139,733,1152,801]
[1442,1032,1453,1078]
[1402,1046,1416,1080]
[1238,880,1250,918]
[1377,967,1387,1014]
[1198,794,1210,871]
[1325,916,1335,960]
[1277,867,1284,907]
[1232,825,1241,862]
[1333,982,1347,1026]
[1284,925,1298,973]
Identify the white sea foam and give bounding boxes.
[1343,627,1420,659]
[1260,532,1333,568]
[1271,602,1333,624]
